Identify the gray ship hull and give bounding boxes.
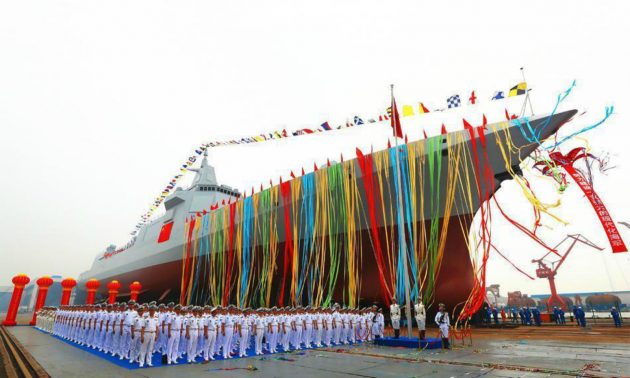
[77,110,577,309]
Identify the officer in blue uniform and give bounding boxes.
[611,307,622,327]
[492,307,499,325]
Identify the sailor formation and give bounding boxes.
[35,302,384,368]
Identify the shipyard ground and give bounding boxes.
[2,323,629,378]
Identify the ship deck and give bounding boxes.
[4,322,630,377]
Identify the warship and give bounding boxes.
[78,110,577,310]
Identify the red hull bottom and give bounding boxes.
[87,215,474,315]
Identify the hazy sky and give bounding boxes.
[1,0,629,296]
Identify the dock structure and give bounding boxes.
[2,323,629,377]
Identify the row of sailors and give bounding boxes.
[36,302,384,368]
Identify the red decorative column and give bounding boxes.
[30,276,54,325]
[2,274,31,326]
[107,280,121,304]
[129,281,142,302]
[85,279,100,305]
[60,278,77,305]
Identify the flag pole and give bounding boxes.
[520,67,535,115]
[390,84,414,338]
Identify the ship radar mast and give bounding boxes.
[188,150,219,190]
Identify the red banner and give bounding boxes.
[561,164,627,253]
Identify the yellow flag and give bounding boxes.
[509,82,527,97]
[402,105,414,117]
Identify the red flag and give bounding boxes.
[340,153,344,162]
[290,171,296,179]
[482,114,488,128]
[314,163,318,171]
[463,119,473,130]
[327,158,331,167]
[355,147,364,159]
[423,130,428,139]
[468,90,477,105]
[390,97,403,138]
[441,124,448,135]
[378,115,383,122]
[260,184,263,192]
[251,187,254,196]
[387,139,391,149]
[203,209,207,215]
[404,134,408,144]
[301,167,305,176]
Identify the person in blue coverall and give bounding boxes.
[492,307,499,325]
[532,308,541,326]
[611,307,622,327]
[553,307,560,324]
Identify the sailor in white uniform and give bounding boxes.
[414,297,427,340]
[138,305,158,367]
[129,305,146,363]
[202,307,217,361]
[222,307,235,358]
[390,298,401,338]
[435,303,450,349]
[185,307,200,363]
[120,301,138,360]
[166,305,183,364]
[254,309,265,355]
[238,309,251,357]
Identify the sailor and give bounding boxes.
[185,306,200,363]
[254,309,265,355]
[414,297,427,340]
[138,305,158,368]
[222,306,235,358]
[332,305,342,344]
[120,301,138,360]
[303,306,314,348]
[435,303,450,349]
[112,303,124,357]
[166,305,183,364]
[553,306,560,324]
[129,305,146,364]
[559,308,566,324]
[611,307,622,327]
[390,298,401,338]
[314,308,324,347]
[236,308,250,357]
[103,304,115,354]
[290,307,300,350]
[370,307,380,339]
